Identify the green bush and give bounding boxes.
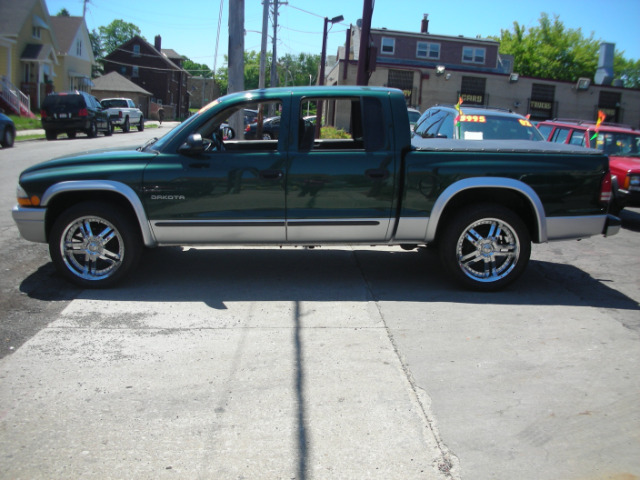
[320,126,350,139]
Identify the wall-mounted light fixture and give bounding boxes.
[509,73,519,83]
[436,65,445,76]
[445,73,451,80]
[576,77,591,91]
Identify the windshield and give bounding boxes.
[593,132,640,157]
[459,115,544,141]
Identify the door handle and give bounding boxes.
[365,168,389,180]
[259,169,283,180]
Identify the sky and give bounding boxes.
[46,0,640,73]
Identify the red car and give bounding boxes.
[537,119,640,214]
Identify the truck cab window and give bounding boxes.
[299,97,385,151]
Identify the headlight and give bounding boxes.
[16,184,40,206]
[627,174,640,192]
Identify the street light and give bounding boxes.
[319,15,344,87]
[317,14,343,137]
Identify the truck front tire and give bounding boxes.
[49,202,141,288]
[439,203,531,291]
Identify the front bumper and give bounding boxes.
[617,188,640,208]
[12,205,47,243]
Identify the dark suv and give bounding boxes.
[40,91,112,140]
[537,119,640,214]
[413,105,544,141]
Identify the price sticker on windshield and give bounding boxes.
[460,115,486,123]
[519,119,533,127]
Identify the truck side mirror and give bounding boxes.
[179,133,204,154]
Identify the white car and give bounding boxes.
[408,108,421,131]
[100,98,144,133]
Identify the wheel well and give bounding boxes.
[44,191,142,242]
[434,188,539,242]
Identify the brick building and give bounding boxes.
[102,35,189,120]
[325,15,640,128]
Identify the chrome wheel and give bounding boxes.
[455,218,520,283]
[439,203,531,291]
[59,215,124,281]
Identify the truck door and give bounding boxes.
[143,99,288,244]
[286,96,396,242]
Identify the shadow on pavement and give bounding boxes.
[21,246,639,312]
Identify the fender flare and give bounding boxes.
[41,180,157,247]
[425,177,548,243]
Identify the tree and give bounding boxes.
[614,57,640,89]
[214,50,320,95]
[98,19,144,56]
[497,13,599,82]
[56,8,70,16]
[182,57,213,78]
[497,13,639,86]
[89,29,103,76]
[277,53,320,86]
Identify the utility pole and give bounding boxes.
[270,0,278,89]
[228,0,245,134]
[259,0,270,90]
[356,0,374,86]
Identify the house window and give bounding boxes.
[133,44,141,57]
[462,47,485,64]
[76,40,82,56]
[381,37,395,55]
[132,66,139,78]
[417,42,440,60]
[32,27,41,39]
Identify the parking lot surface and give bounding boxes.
[1,135,638,479]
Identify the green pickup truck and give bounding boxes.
[12,86,620,290]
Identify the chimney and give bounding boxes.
[154,35,162,51]
[594,42,615,86]
[421,14,429,34]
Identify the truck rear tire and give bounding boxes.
[123,117,130,133]
[49,202,141,288]
[438,203,531,291]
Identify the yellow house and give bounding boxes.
[50,16,95,94]
[0,0,59,114]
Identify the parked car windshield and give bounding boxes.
[593,132,640,157]
[459,115,544,141]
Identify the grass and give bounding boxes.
[9,114,42,131]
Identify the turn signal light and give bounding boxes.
[17,196,40,207]
[16,185,40,207]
